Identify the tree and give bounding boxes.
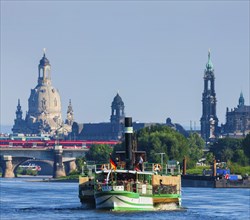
[205,152,214,164]
[187,133,205,163]
[136,125,189,164]
[233,149,249,166]
[85,144,113,164]
[242,133,250,159]
[75,157,86,173]
[210,138,242,162]
[221,148,234,162]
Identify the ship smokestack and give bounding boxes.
[125,117,133,170]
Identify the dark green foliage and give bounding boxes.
[85,144,113,164]
[17,167,38,176]
[75,157,86,173]
[113,125,208,168]
[187,133,205,163]
[205,152,214,164]
[210,138,241,161]
[136,126,208,169]
[210,137,249,166]
[130,125,189,164]
[242,133,250,159]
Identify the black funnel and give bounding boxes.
[125,117,133,170]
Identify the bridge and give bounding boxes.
[0,146,87,178]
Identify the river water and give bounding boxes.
[0,177,249,220]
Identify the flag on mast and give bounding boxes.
[110,154,117,170]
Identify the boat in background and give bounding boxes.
[79,117,182,211]
[181,159,250,188]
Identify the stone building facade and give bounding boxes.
[222,92,250,136]
[70,93,188,141]
[12,52,73,136]
[70,93,126,140]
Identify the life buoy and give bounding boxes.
[225,174,229,179]
[101,164,107,170]
[154,164,162,171]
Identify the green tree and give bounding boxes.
[210,138,242,162]
[136,125,189,164]
[205,152,214,164]
[75,157,86,173]
[85,144,113,164]
[221,148,234,162]
[233,149,249,166]
[242,133,250,159]
[187,132,205,163]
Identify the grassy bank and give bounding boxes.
[186,165,250,176]
[186,166,210,175]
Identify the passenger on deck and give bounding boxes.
[139,155,143,171]
[134,163,140,171]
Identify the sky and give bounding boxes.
[0,1,249,133]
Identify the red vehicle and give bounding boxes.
[0,139,120,149]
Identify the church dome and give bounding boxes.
[112,93,124,106]
[28,84,62,114]
[39,54,50,66]
[26,51,63,133]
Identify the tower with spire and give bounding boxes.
[65,99,74,126]
[12,99,26,133]
[200,50,219,143]
[238,91,245,107]
[223,92,250,136]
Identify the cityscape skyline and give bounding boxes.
[1,1,249,133]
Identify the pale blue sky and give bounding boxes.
[1,1,249,132]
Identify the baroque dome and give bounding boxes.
[28,84,62,115]
[26,52,63,133]
[112,93,124,106]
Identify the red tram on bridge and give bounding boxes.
[0,139,120,149]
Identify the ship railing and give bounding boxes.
[81,163,96,177]
[95,180,153,195]
[143,163,181,175]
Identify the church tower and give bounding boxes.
[12,99,26,133]
[238,91,245,107]
[110,93,125,139]
[15,99,23,120]
[110,92,125,124]
[65,99,74,126]
[200,50,219,143]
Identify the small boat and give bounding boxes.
[19,163,41,171]
[79,117,181,211]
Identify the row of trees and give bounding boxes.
[210,134,250,166]
[75,125,249,171]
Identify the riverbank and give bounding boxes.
[14,175,79,182]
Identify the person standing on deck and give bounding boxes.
[139,155,143,171]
